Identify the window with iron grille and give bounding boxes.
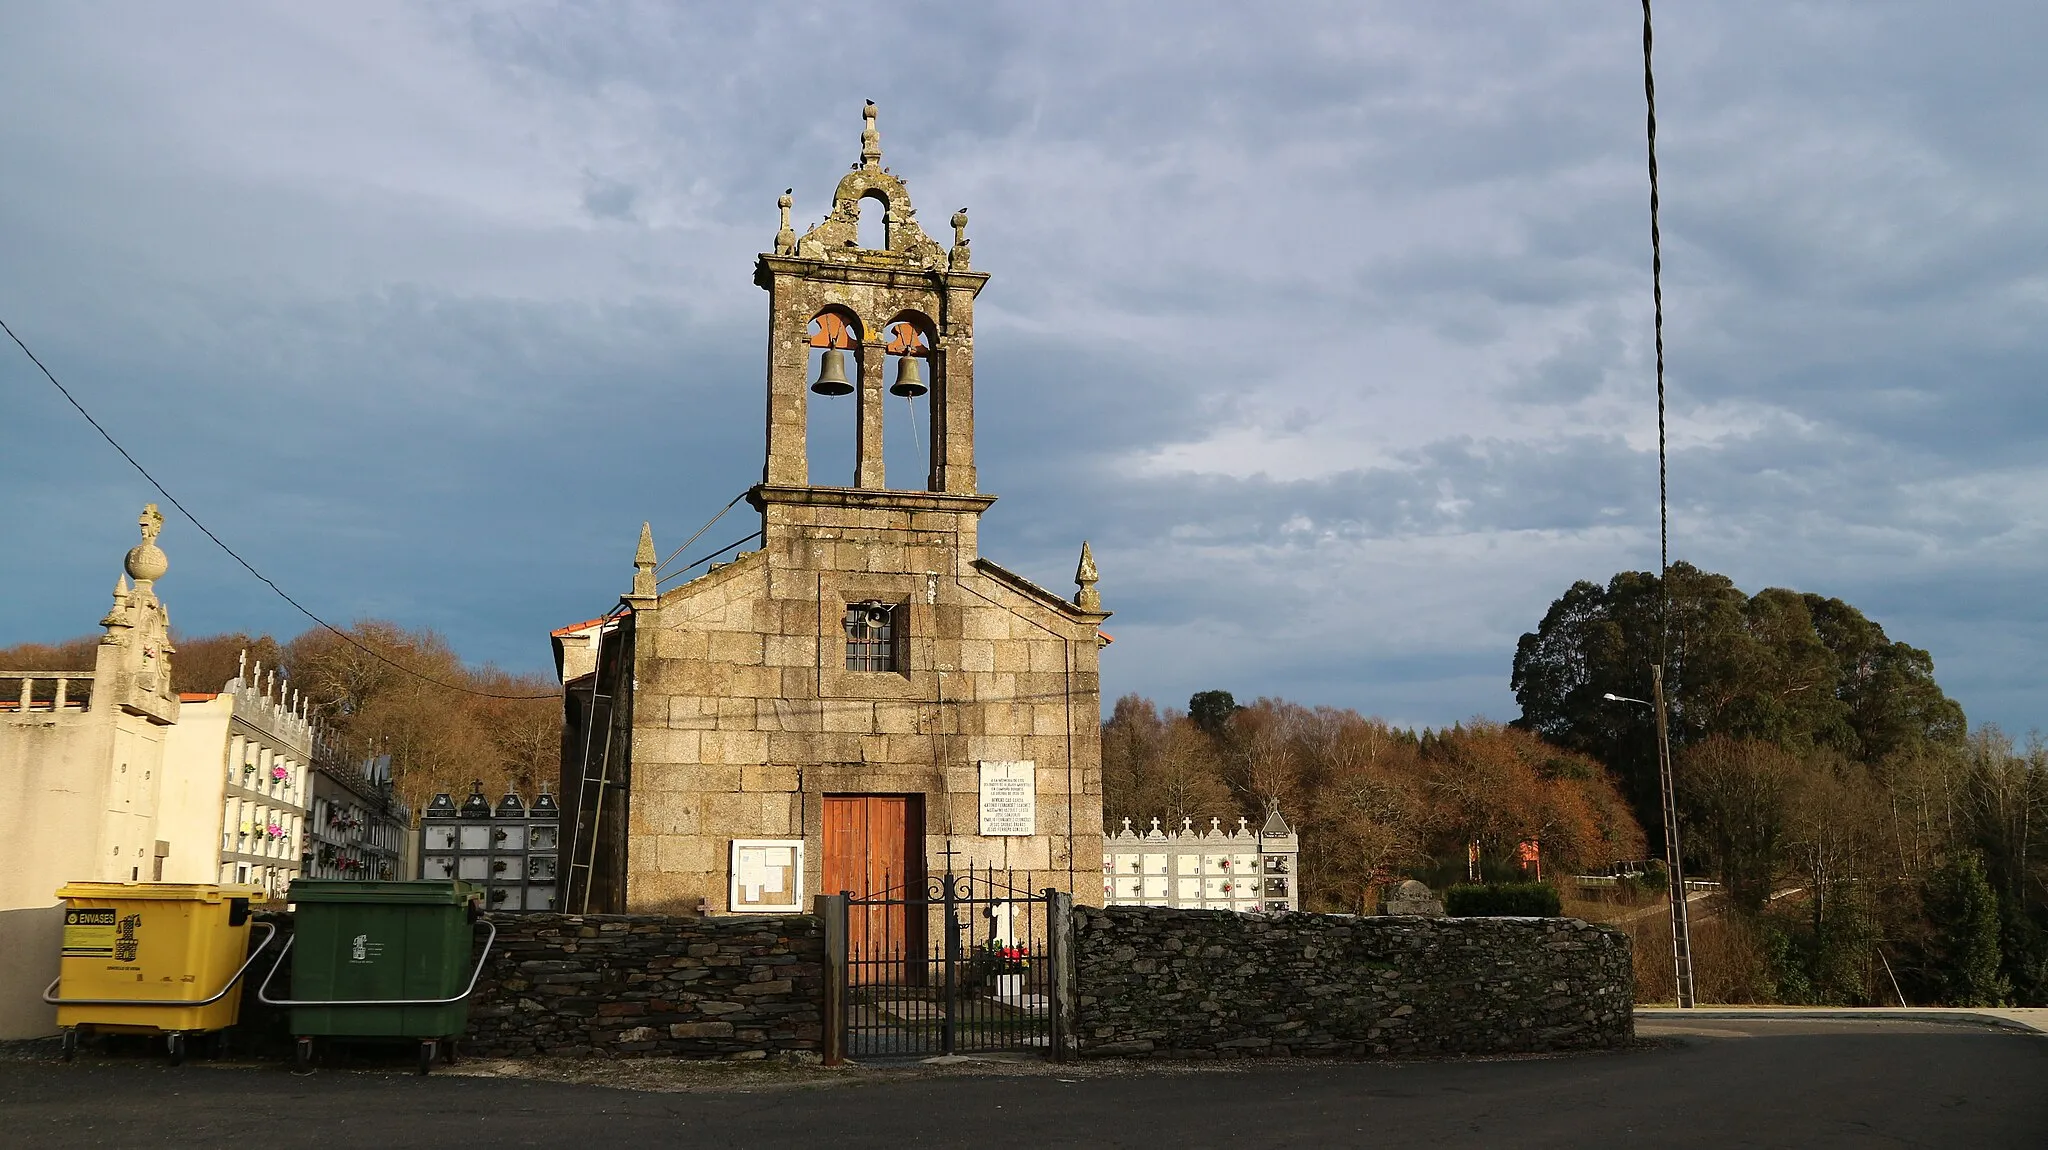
[844,601,898,671]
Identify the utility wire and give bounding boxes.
[1642,0,1697,1012]
[3,314,559,701]
[1644,0,1670,641]
[656,530,764,587]
[654,490,749,574]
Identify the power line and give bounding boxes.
[1642,0,1696,1011]
[656,530,764,587]
[1644,0,1670,604]
[2,315,559,701]
[655,490,749,574]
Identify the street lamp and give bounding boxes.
[1603,665,1696,1008]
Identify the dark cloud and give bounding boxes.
[1,1,2042,735]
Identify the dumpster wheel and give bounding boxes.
[166,1032,186,1066]
[443,1038,460,1066]
[417,1040,437,1076]
[294,1037,315,1074]
[59,1028,77,1062]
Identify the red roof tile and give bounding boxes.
[551,615,612,638]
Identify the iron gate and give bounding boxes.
[829,867,1069,1060]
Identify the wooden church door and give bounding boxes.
[823,794,926,980]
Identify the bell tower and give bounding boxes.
[754,101,987,498]
[587,102,1106,921]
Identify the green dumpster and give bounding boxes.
[258,880,494,1073]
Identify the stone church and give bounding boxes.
[556,104,1110,917]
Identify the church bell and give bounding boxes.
[810,348,853,396]
[888,354,928,398]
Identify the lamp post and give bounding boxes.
[1604,666,1696,1008]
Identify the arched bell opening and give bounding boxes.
[855,189,890,251]
[806,308,863,487]
[881,315,935,491]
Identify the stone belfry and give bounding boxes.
[756,98,983,496]
[574,104,1111,918]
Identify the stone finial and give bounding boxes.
[1073,541,1101,612]
[99,573,133,633]
[125,503,168,589]
[632,521,658,598]
[237,649,247,682]
[860,100,882,168]
[948,207,972,270]
[775,189,796,255]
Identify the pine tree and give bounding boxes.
[1922,851,2010,1006]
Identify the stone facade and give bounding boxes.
[173,661,316,896]
[463,913,824,1059]
[561,104,1110,916]
[1073,907,1634,1058]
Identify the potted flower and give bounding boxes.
[968,939,1030,998]
[271,765,288,782]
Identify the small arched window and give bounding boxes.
[807,309,863,484]
[882,316,934,490]
[857,190,889,250]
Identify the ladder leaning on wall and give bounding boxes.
[565,613,630,914]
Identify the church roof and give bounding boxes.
[550,615,611,638]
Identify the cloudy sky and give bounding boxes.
[2,2,2043,733]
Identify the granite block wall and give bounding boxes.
[1073,907,1633,1058]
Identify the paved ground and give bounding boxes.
[3,1017,2043,1148]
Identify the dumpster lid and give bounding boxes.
[288,879,479,905]
[56,882,267,902]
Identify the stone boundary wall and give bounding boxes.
[1073,907,1632,1058]
[465,913,826,1059]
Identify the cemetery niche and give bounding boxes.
[420,780,561,911]
[1102,806,1299,913]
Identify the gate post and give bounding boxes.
[941,877,960,1055]
[817,893,847,1066]
[1045,888,1075,1062]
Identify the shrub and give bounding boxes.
[1445,882,1562,917]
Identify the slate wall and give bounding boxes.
[464,913,825,1059]
[1073,907,1632,1058]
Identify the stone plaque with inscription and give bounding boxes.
[977,760,1036,836]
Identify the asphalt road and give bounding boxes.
[3,1018,2043,1148]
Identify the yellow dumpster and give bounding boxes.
[44,882,273,1064]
